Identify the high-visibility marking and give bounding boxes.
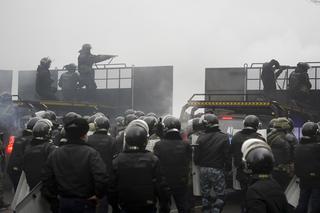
[188,101,271,107]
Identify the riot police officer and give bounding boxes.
[42,117,109,213]
[294,122,320,213]
[78,44,116,95]
[153,115,192,213]
[7,117,40,190]
[230,115,265,212]
[87,116,117,213]
[261,59,288,96]
[110,116,125,137]
[242,138,289,213]
[59,63,80,101]
[110,120,169,213]
[115,113,138,153]
[194,113,231,213]
[287,62,312,103]
[267,117,297,190]
[22,119,57,189]
[35,57,56,100]
[143,116,160,152]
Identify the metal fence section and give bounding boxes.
[244,62,320,91]
[56,63,133,90]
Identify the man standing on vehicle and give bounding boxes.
[59,63,80,101]
[78,44,116,97]
[261,59,288,97]
[194,113,231,213]
[35,57,57,100]
[287,62,312,103]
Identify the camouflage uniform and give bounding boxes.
[199,167,225,213]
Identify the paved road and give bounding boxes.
[2,188,242,213]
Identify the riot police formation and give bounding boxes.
[35,57,57,100]
[242,139,289,213]
[153,115,192,213]
[194,113,231,213]
[230,115,265,213]
[58,63,80,101]
[294,122,320,213]
[3,107,320,212]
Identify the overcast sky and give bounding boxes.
[1,0,320,115]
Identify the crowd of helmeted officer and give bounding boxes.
[5,109,320,213]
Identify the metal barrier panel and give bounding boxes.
[205,68,245,93]
[18,70,58,101]
[0,70,13,94]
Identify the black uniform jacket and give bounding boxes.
[110,149,169,209]
[42,139,109,199]
[22,138,57,189]
[294,136,320,188]
[87,130,117,174]
[153,133,192,187]
[246,177,289,213]
[194,127,230,170]
[231,128,265,168]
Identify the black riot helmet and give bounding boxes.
[64,63,77,72]
[296,62,310,73]
[192,117,203,132]
[26,117,41,131]
[200,113,219,129]
[40,57,52,68]
[245,147,274,174]
[135,110,145,118]
[146,112,157,118]
[143,116,158,135]
[115,116,124,127]
[242,138,274,174]
[32,119,53,140]
[94,116,110,131]
[64,117,89,139]
[124,114,138,126]
[124,109,135,116]
[125,125,148,149]
[244,115,260,130]
[270,59,280,69]
[302,122,319,137]
[63,112,82,126]
[162,115,181,134]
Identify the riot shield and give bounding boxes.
[285,175,300,208]
[191,134,201,196]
